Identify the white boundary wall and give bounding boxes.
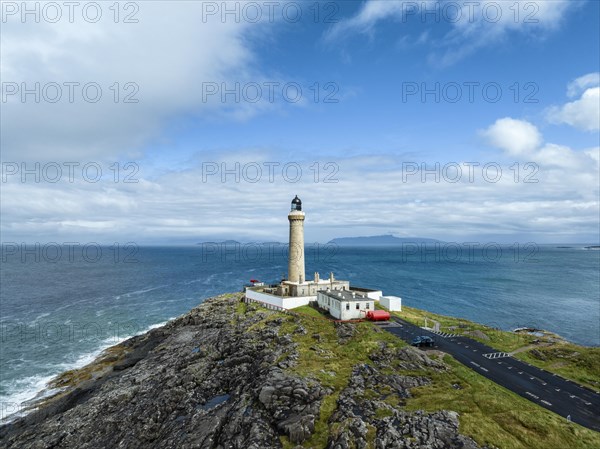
[367,290,383,300]
[245,289,314,309]
[353,290,382,301]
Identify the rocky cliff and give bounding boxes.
[0,293,486,449]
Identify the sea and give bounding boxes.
[1,243,599,421]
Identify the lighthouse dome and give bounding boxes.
[291,195,302,211]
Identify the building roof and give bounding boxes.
[319,289,368,302]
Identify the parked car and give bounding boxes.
[411,336,434,347]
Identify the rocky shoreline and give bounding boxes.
[0,293,489,449]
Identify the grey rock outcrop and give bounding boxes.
[334,322,357,344]
[0,295,322,448]
[326,345,486,449]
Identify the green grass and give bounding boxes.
[515,344,600,391]
[240,300,600,449]
[235,300,247,315]
[292,304,328,319]
[274,305,404,448]
[405,355,600,449]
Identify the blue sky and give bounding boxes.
[1,1,599,243]
[145,0,598,164]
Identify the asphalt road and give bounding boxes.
[378,317,600,432]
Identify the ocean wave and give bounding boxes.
[31,312,51,324]
[0,319,170,424]
[0,374,60,423]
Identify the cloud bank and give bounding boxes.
[0,2,269,161]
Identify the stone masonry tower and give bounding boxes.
[288,195,306,284]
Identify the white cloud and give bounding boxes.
[480,117,542,157]
[482,117,599,170]
[324,1,409,41]
[547,86,600,132]
[326,0,576,65]
[0,2,273,162]
[566,72,600,98]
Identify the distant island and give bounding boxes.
[328,234,442,246]
[197,240,241,245]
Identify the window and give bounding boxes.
[346,303,350,311]
[366,302,370,310]
[356,303,360,310]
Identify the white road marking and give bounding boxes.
[541,400,553,406]
[483,352,510,359]
[469,361,488,372]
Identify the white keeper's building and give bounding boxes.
[316,289,374,320]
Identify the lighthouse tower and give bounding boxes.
[288,195,306,284]
[246,196,352,303]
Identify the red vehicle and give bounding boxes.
[248,279,264,287]
[366,310,391,321]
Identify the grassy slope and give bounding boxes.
[397,305,600,392]
[277,305,404,448]
[241,302,600,449]
[405,355,600,449]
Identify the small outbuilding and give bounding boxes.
[380,296,402,312]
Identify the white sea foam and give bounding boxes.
[202,274,217,284]
[122,285,169,297]
[0,319,171,424]
[31,312,51,324]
